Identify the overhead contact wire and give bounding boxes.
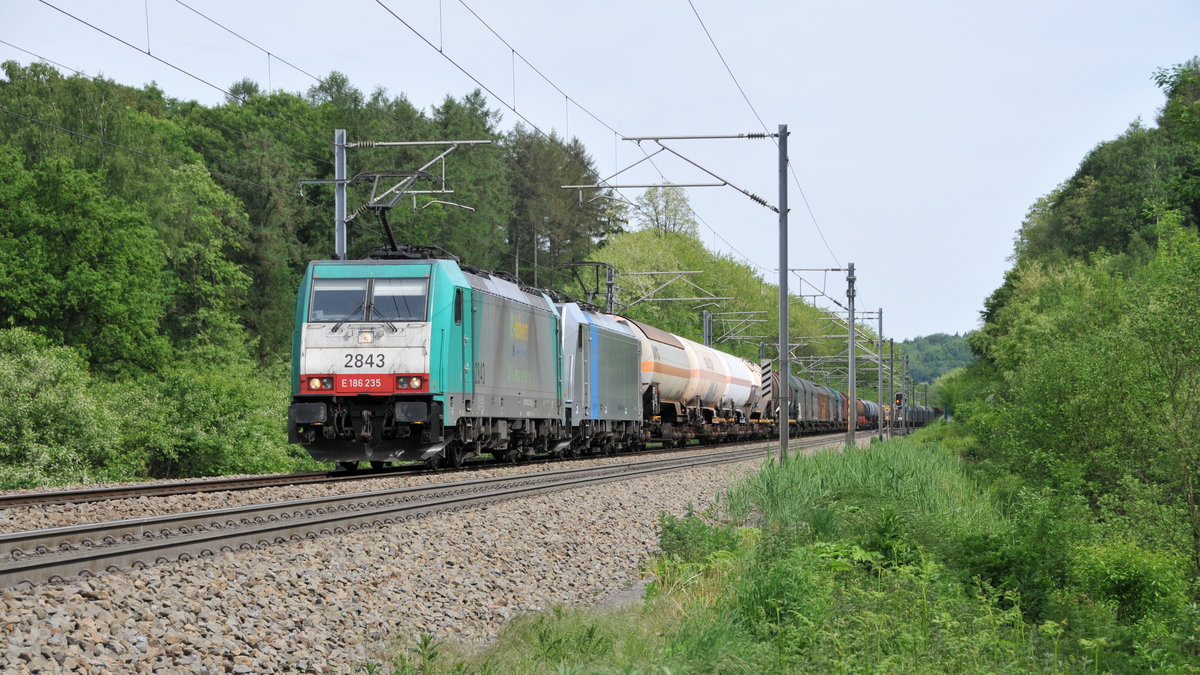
[35,0,331,154]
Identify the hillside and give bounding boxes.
[900,333,973,385]
[932,58,1200,669]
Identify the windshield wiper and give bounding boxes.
[330,300,365,333]
[368,299,399,333]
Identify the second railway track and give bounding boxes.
[0,442,787,590]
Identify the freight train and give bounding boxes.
[287,250,938,468]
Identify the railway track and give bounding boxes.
[0,431,876,590]
[0,432,856,509]
[0,450,663,508]
[0,470,348,508]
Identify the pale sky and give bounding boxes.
[4,0,1199,340]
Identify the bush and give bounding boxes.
[1070,540,1188,623]
[117,361,313,478]
[952,487,1094,621]
[731,544,834,638]
[0,328,132,488]
[658,506,743,563]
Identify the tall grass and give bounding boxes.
[723,436,1004,549]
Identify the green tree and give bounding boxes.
[635,183,699,238]
[900,333,974,385]
[1154,58,1200,221]
[0,328,132,488]
[157,165,255,364]
[506,124,626,288]
[0,145,169,374]
[1125,210,1200,573]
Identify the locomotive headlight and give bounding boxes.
[358,331,374,344]
[409,376,423,389]
[322,377,334,390]
[309,377,322,390]
[396,376,408,389]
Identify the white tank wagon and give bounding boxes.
[614,316,767,445]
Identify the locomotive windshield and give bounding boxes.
[309,279,367,322]
[371,278,428,321]
[308,277,429,323]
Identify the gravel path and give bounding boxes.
[0,457,765,673]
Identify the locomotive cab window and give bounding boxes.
[309,278,367,322]
[371,278,429,321]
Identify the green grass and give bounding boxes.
[367,424,1200,673]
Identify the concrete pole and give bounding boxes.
[846,263,856,449]
[877,308,884,442]
[778,124,790,462]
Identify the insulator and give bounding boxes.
[357,140,377,148]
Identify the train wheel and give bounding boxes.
[445,441,464,469]
[336,461,359,472]
[369,461,388,470]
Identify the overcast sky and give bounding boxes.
[4,0,1199,340]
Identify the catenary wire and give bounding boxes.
[0,38,334,171]
[0,38,85,76]
[35,0,331,154]
[171,0,322,84]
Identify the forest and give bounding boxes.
[900,333,972,387]
[0,60,913,488]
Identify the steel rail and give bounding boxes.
[0,471,354,508]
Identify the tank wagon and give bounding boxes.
[288,250,927,468]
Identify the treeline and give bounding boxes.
[936,58,1200,665]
